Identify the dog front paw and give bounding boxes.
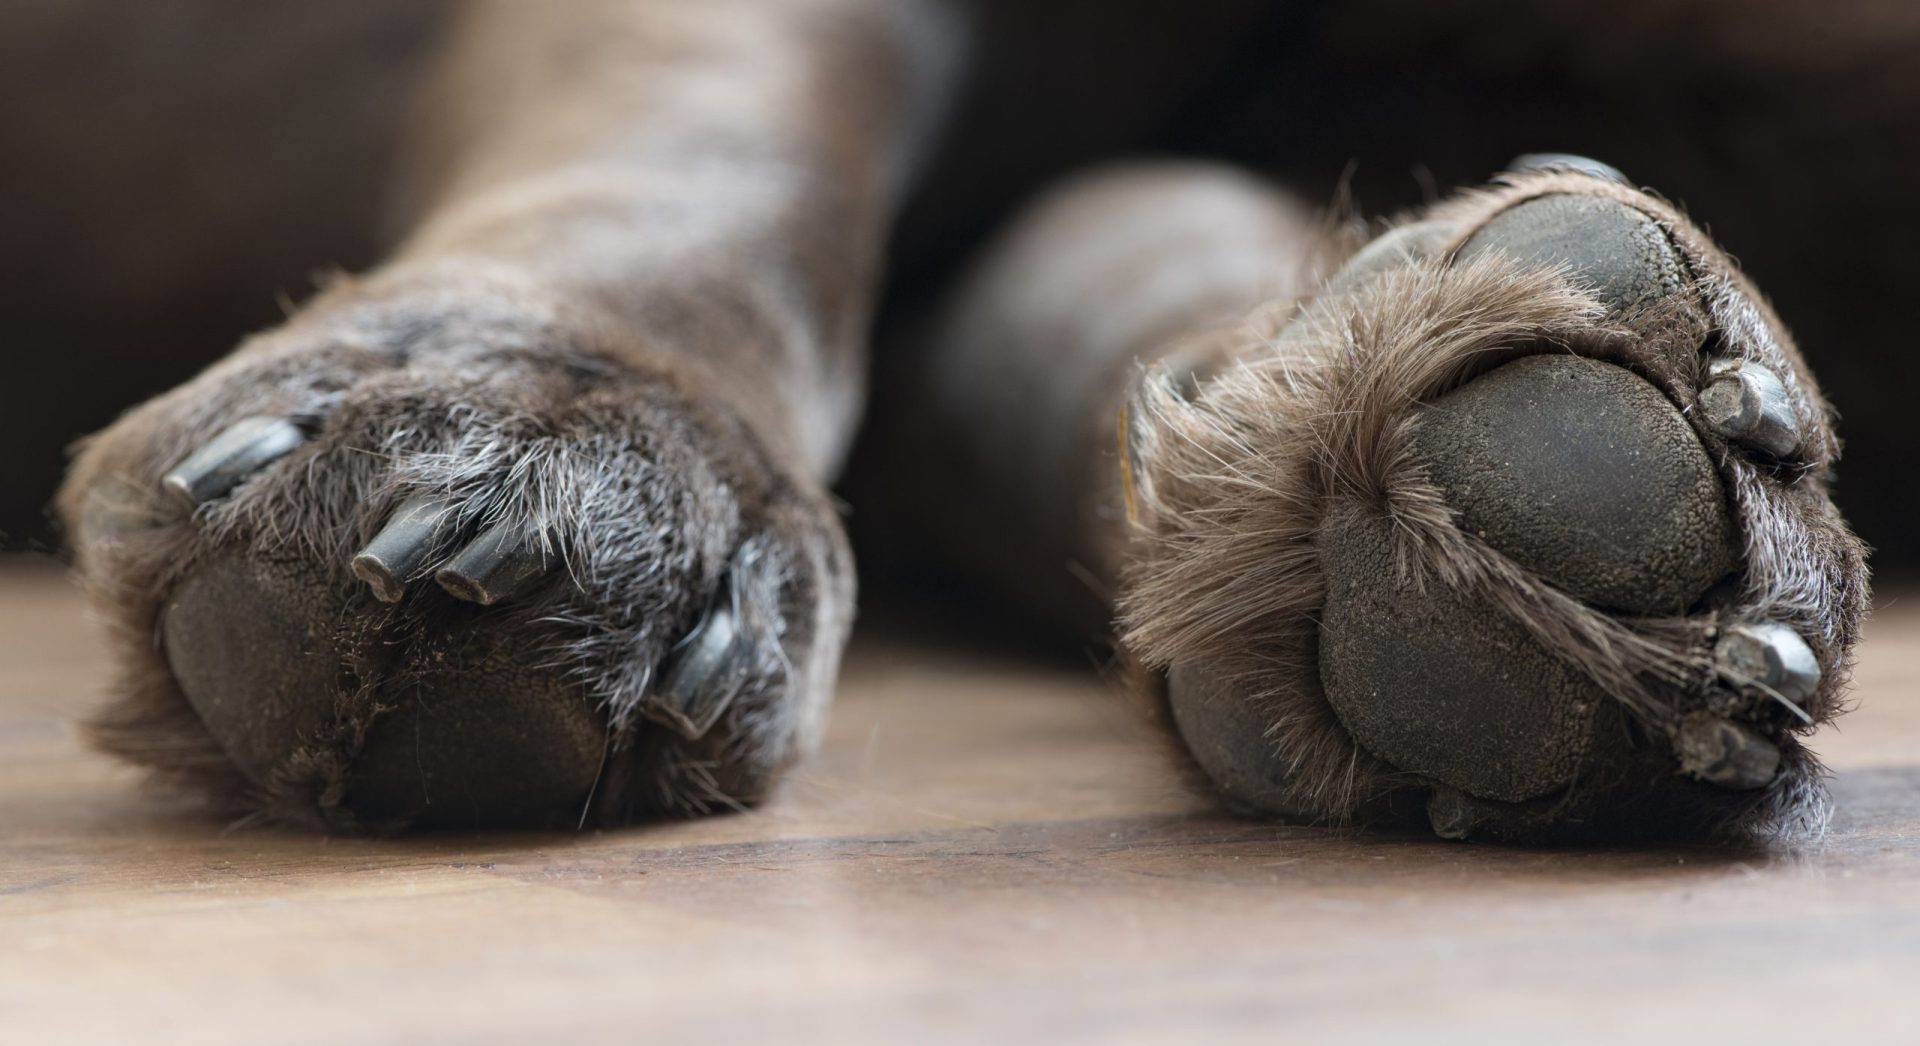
[1123,159,1867,842]
[62,271,852,830]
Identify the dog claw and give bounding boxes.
[650,602,747,740]
[1699,362,1801,458]
[1505,153,1629,185]
[351,495,458,602]
[161,416,306,506]
[1425,787,1483,841]
[434,520,547,605]
[1715,621,1820,707]
[1674,713,1781,789]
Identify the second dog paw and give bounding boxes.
[1122,158,1867,842]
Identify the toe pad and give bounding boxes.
[1166,660,1316,819]
[1457,194,1684,317]
[1319,510,1611,803]
[1412,355,1737,615]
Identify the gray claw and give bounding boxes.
[434,520,548,605]
[1715,621,1821,707]
[649,603,748,740]
[352,495,458,603]
[1674,713,1781,790]
[1699,361,1801,458]
[1506,152,1629,185]
[1425,787,1483,841]
[162,416,306,506]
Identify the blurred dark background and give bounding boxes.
[5,0,1915,581]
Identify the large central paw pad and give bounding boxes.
[161,547,606,825]
[1124,159,1867,842]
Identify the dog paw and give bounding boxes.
[60,271,852,831]
[1122,159,1868,842]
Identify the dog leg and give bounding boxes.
[920,158,1867,841]
[59,0,953,830]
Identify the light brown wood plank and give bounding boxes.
[2,559,1917,1043]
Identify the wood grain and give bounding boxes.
[2,559,1916,1043]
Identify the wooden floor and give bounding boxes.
[3,560,1918,1043]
